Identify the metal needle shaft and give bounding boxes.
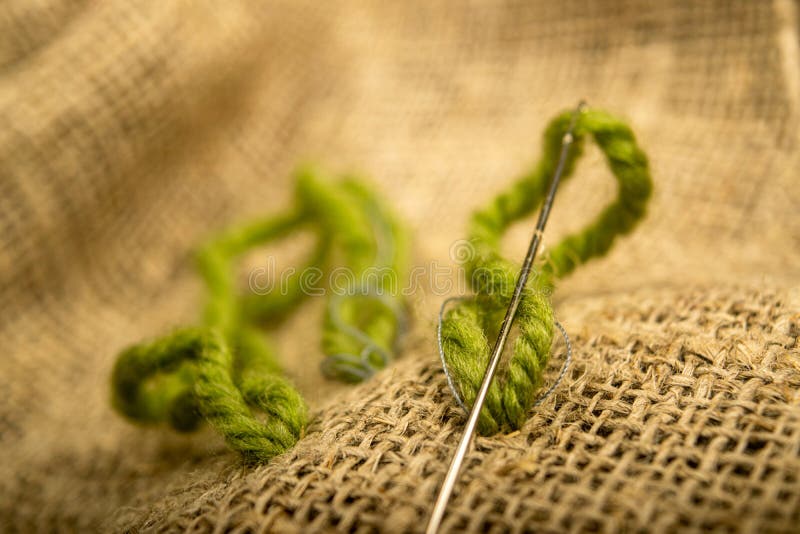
[426,101,585,534]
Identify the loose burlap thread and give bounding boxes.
[1,1,799,532]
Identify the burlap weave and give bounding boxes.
[1,1,798,532]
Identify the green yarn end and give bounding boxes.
[111,168,408,463]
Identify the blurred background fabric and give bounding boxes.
[1,1,799,531]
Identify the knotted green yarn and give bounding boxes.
[441,108,653,436]
[111,169,407,463]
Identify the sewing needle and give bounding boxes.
[426,101,586,534]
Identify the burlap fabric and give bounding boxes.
[1,1,798,532]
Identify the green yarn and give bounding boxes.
[111,168,407,463]
[112,328,304,462]
[441,108,653,436]
[112,108,651,461]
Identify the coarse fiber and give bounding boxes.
[1,1,798,532]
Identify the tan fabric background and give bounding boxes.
[1,1,798,531]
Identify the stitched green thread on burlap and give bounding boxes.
[440,108,653,435]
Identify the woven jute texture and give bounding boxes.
[1,1,799,532]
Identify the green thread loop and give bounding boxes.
[111,169,408,463]
[441,108,653,436]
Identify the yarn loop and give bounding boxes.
[440,108,653,435]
